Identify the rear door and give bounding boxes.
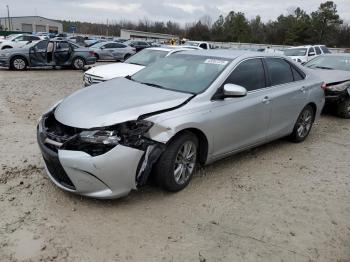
[103,43,118,60]
[263,57,308,139]
[54,41,71,65]
[211,58,272,157]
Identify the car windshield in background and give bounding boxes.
[284,48,307,56]
[89,42,105,48]
[321,46,331,54]
[304,55,350,71]
[131,54,231,94]
[184,41,200,47]
[125,49,168,66]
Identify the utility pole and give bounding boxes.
[6,5,11,31]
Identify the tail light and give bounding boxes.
[321,82,327,91]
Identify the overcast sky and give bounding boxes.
[1,0,349,24]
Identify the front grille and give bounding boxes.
[84,73,105,86]
[44,157,75,190]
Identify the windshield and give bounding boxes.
[284,48,307,56]
[6,34,21,40]
[125,49,168,66]
[304,55,350,71]
[184,41,200,47]
[131,54,231,94]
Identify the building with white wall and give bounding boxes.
[120,29,178,41]
[0,16,63,33]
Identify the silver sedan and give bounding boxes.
[89,41,136,61]
[37,50,325,199]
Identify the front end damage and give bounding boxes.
[325,80,350,102]
[37,110,166,199]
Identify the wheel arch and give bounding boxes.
[165,128,209,165]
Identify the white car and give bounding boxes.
[0,34,42,50]
[83,47,193,86]
[284,45,331,63]
[183,41,215,50]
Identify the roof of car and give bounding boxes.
[175,49,281,59]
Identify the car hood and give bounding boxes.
[54,77,192,129]
[85,62,144,80]
[310,69,350,84]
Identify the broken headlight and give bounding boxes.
[79,130,120,145]
[68,120,154,156]
[327,81,350,92]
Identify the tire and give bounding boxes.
[10,56,27,71]
[154,132,198,192]
[72,57,86,70]
[289,105,315,143]
[336,98,350,118]
[124,54,131,61]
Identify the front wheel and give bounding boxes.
[289,105,315,143]
[10,56,27,70]
[337,98,350,118]
[154,132,198,192]
[72,57,86,70]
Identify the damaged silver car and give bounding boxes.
[37,50,325,199]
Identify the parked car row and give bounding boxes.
[283,45,331,63]
[0,39,96,70]
[37,49,330,200]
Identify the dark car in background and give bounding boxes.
[124,40,150,52]
[304,54,350,118]
[0,39,96,70]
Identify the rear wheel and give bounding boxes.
[289,105,315,143]
[72,57,86,70]
[154,132,198,192]
[336,98,350,118]
[10,56,27,70]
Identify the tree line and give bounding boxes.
[62,1,350,47]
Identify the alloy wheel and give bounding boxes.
[74,58,84,69]
[174,141,197,185]
[13,58,26,70]
[296,109,313,138]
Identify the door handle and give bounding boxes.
[300,86,306,93]
[262,96,271,104]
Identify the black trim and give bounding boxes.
[138,95,196,120]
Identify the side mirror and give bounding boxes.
[223,84,247,98]
[309,51,315,56]
[100,46,105,49]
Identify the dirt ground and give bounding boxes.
[0,65,350,262]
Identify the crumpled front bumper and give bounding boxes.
[37,130,144,199]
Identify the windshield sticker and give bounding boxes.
[204,59,229,66]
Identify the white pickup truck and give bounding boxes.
[183,41,215,50]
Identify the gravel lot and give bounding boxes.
[0,65,350,262]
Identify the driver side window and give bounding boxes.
[224,58,266,91]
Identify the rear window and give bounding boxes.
[265,58,294,86]
[321,46,331,54]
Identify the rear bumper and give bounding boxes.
[37,126,144,199]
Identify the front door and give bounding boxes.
[29,40,49,66]
[211,58,271,157]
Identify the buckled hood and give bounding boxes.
[54,77,192,129]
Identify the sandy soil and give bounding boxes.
[0,66,350,262]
